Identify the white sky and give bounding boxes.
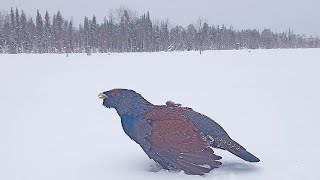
[1,0,319,36]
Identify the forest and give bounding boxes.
[0,7,319,54]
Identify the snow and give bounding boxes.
[0,49,319,180]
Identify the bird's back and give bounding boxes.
[174,107,229,138]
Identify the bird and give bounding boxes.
[98,89,259,175]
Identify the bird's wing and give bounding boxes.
[175,107,229,137]
[174,107,260,162]
[144,107,222,175]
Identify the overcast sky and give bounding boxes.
[1,0,319,36]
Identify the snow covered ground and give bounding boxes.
[0,49,319,180]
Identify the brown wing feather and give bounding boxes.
[146,107,222,175]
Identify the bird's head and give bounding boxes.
[98,89,153,115]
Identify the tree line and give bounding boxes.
[0,7,319,54]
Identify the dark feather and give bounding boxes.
[215,136,260,162]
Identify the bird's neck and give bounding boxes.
[117,105,151,119]
[120,114,138,140]
[117,103,152,140]
[115,100,153,117]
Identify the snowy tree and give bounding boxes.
[0,11,8,52]
[53,11,64,53]
[36,10,44,53]
[26,17,36,52]
[66,20,74,54]
[15,8,21,53]
[9,8,17,53]
[19,11,28,52]
[83,16,91,55]
[91,15,99,52]
[44,11,52,53]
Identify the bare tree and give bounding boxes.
[0,10,8,29]
[196,17,205,54]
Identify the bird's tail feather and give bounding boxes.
[216,137,260,162]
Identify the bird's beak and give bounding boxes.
[98,93,108,100]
